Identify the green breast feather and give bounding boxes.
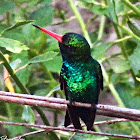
[61,59,99,103]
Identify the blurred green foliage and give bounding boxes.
[0,0,140,139]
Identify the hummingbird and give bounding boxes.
[32,24,103,130]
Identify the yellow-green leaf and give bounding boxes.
[0,37,29,53]
[1,20,34,35]
[29,51,58,64]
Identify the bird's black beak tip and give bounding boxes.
[32,24,40,29]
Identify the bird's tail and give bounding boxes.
[79,105,96,131]
[64,104,96,130]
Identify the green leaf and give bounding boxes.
[0,37,29,53]
[31,3,53,26]
[116,83,140,109]
[115,0,125,15]
[0,1,15,14]
[10,59,22,70]
[34,89,50,96]
[129,43,140,74]
[125,40,137,55]
[110,57,131,73]
[11,51,30,92]
[22,105,35,124]
[74,133,108,140]
[1,20,34,35]
[45,55,62,72]
[128,18,140,37]
[47,85,60,97]
[78,0,108,15]
[92,42,113,60]
[107,0,118,23]
[4,124,25,137]
[29,51,58,64]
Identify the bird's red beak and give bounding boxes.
[32,24,63,43]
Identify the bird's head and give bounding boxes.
[32,24,91,61]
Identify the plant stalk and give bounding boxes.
[122,0,140,16]
[67,0,92,46]
[0,51,59,140]
[67,1,140,133]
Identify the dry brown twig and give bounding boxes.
[11,118,130,140]
[0,91,140,121]
[0,91,140,139]
[0,121,139,139]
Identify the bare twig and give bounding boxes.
[11,119,130,140]
[11,130,45,140]
[0,121,139,139]
[0,91,140,121]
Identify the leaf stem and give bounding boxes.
[67,0,92,46]
[0,51,59,140]
[67,0,124,107]
[5,103,13,121]
[122,0,140,16]
[0,51,30,94]
[97,15,106,41]
[118,24,140,42]
[67,1,140,134]
[113,24,138,85]
[100,64,125,107]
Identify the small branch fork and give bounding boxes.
[0,91,140,139]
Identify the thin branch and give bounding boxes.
[67,0,92,46]
[11,119,131,139]
[122,0,140,16]
[0,91,140,121]
[0,52,59,139]
[11,130,45,140]
[0,121,139,139]
[68,118,130,129]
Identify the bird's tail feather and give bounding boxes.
[64,104,96,130]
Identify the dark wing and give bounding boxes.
[81,62,103,130]
[97,63,103,91]
[59,64,68,100]
[59,65,82,129]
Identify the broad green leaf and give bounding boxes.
[74,133,108,140]
[129,44,140,74]
[10,59,22,70]
[45,55,62,72]
[115,0,125,15]
[31,3,53,26]
[22,105,35,124]
[0,1,15,14]
[107,0,118,23]
[1,20,34,35]
[116,83,140,109]
[11,51,30,92]
[128,19,140,37]
[125,40,137,55]
[111,73,129,85]
[47,85,60,97]
[92,42,113,60]
[0,25,26,42]
[29,51,58,64]
[34,89,50,96]
[110,57,131,73]
[4,123,25,137]
[3,116,25,137]
[0,37,29,53]
[28,77,50,87]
